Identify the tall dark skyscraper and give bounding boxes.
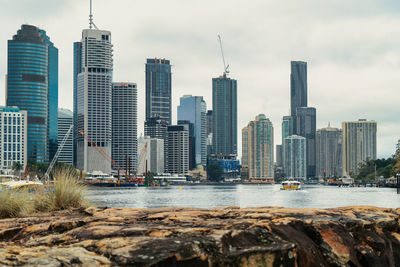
[145,58,172,125]
[212,75,237,155]
[7,25,58,163]
[295,107,316,178]
[73,42,82,166]
[290,61,307,117]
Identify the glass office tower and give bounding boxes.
[7,25,50,163]
[40,30,58,163]
[145,58,172,125]
[212,75,237,155]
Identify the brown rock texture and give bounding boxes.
[0,206,399,266]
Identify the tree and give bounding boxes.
[207,164,223,182]
[394,139,400,175]
[12,162,23,177]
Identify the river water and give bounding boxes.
[86,184,400,209]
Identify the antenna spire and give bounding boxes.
[89,0,98,30]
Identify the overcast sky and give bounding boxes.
[0,0,399,158]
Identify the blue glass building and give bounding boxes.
[40,30,58,163]
[177,95,207,167]
[145,58,172,125]
[7,25,51,163]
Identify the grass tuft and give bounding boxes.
[0,189,33,218]
[38,168,88,211]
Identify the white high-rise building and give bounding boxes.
[0,107,27,172]
[112,82,137,172]
[75,28,113,173]
[58,108,73,165]
[342,119,377,175]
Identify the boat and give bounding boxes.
[281,180,302,190]
[0,180,44,191]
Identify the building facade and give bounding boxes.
[0,107,27,172]
[112,82,137,172]
[137,136,164,175]
[39,30,58,163]
[284,135,307,180]
[144,115,168,140]
[7,25,56,163]
[177,95,207,167]
[74,29,113,173]
[276,144,283,168]
[316,126,342,179]
[212,75,237,155]
[290,61,307,117]
[295,107,316,178]
[145,58,172,124]
[57,109,73,165]
[165,125,189,175]
[342,120,377,175]
[242,114,274,182]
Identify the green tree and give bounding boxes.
[207,164,223,182]
[12,162,23,177]
[394,139,400,175]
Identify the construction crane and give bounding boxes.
[218,34,230,77]
[44,125,74,182]
[78,130,131,180]
[136,143,148,176]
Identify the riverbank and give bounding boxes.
[0,206,399,266]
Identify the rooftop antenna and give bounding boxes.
[89,0,99,30]
[218,34,230,77]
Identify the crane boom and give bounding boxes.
[136,143,148,175]
[78,130,130,179]
[45,125,74,181]
[218,34,230,76]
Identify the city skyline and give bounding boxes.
[0,1,399,159]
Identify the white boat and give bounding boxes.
[281,180,302,190]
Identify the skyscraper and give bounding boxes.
[281,116,293,173]
[73,41,82,166]
[74,25,113,173]
[57,109,73,165]
[342,120,377,175]
[40,30,58,164]
[177,120,195,170]
[144,115,168,140]
[177,95,207,167]
[0,107,27,172]
[137,136,164,175]
[212,75,237,155]
[145,58,172,124]
[284,135,307,180]
[165,125,189,175]
[295,107,316,178]
[290,61,307,117]
[112,82,137,172]
[242,114,274,183]
[7,25,58,163]
[276,144,283,168]
[316,125,342,179]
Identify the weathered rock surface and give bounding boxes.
[0,206,399,266]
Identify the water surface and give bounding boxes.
[86,184,400,209]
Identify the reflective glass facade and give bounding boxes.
[212,75,237,155]
[7,25,49,163]
[290,61,307,117]
[145,58,172,125]
[40,30,58,163]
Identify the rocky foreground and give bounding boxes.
[0,206,399,266]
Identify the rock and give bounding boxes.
[0,206,399,266]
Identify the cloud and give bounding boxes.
[0,0,398,159]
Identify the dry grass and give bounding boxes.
[35,168,88,211]
[0,189,33,218]
[0,167,89,218]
